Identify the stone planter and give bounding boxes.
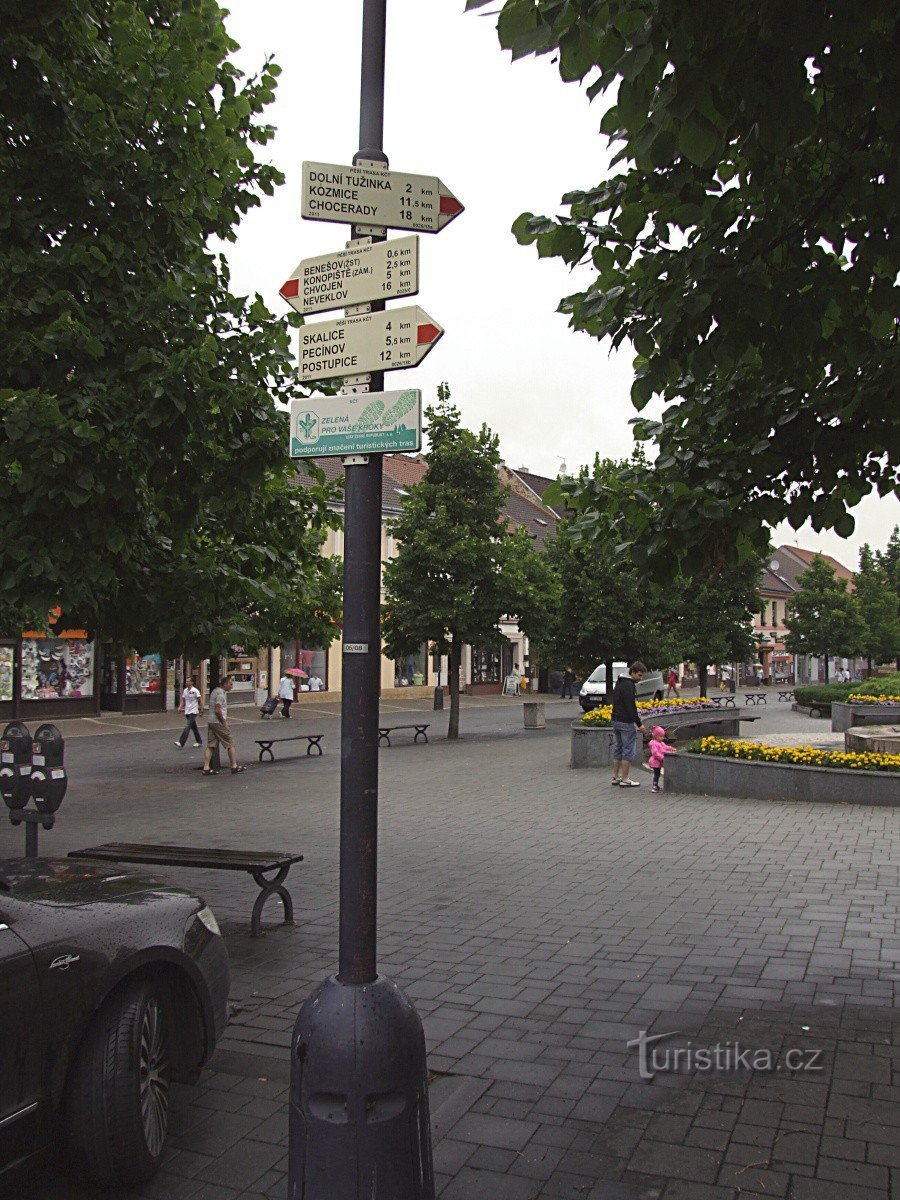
[570,707,751,769]
[665,752,899,806]
[832,702,900,732]
[570,723,616,768]
[845,725,900,755]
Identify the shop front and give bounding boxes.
[393,645,428,689]
[17,630,100,718]
[280,642,329,695]
[468,644,514,695]
[100,647,168,712]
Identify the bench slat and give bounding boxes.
[70,843,302,871]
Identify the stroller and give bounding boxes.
[260,696,279,720]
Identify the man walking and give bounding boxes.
[561,667,577,699]
[611,661,649,788]
[175,678,203,748]
[202,675,245,775]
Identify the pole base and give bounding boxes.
[288,973,434,1200]
[433,687,444,711]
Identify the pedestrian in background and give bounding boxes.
[175,678,203,749]
[278,671,294,719]
[611,661,649,788]
[561,666,577,698]
[665,668,680,699]
[203,676,245,775]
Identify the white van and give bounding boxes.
[578,663,665,712]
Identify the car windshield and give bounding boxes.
[586,665,625,684]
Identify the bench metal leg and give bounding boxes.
[378,733,391,746]
[306,738,324,756]
[258,743,275,762]
[249,865,294,937]
[414,728,428,743]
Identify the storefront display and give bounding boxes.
[280,643,327,691]
[21,637,94,700]
[125,652,162,694]
[394,646,427,687]
[0,646,13,702]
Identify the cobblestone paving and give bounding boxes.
[3,696,897,1199]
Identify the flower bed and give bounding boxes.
[846,693,900,705]
[580,698,716,727]
[666,738,900,805]
[686,736,900,773]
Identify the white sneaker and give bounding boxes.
[174,741,183,748]
[620,779,641,787]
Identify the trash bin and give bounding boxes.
[728,679,736,694]
[523,700,545,730]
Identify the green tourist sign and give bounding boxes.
[289,389,422,458]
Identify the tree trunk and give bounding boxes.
[447,639,462,740]
[604,659,614,702]
[823,655,829,684]
[209,657,221,689]
[698,662,708,698]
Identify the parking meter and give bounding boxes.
[1,721,33,811]
[30,724,67,814]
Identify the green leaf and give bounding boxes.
[677,118,717,166]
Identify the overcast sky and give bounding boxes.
[222,0,898,571]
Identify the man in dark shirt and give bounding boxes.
[611,661,649,787]
[561,667,577,698]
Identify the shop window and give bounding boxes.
[21,636,94,700]
[125,652,163,694]
[0,645,14,702]
[281,642,327,691]
[394,645,427,687]
[471,646,511,685]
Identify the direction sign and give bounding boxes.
[298,306,443,380]
[302,161,463,233]
[280,235,419,316]
[289,389,422,457]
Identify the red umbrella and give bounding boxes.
[285,667,308,678]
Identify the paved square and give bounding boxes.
[2,697,897,1198]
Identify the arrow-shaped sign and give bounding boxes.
[298,306,443,380]
[302,161,463,233]
[280,235,419,316]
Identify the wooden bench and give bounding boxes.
[378,723,430,747]
[778,690,795,702]
[69,843,303,937]
[744,692,768,705]
[255,733,324,762]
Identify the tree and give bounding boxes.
[785,556,866,681]
[0,1,339,652]
[469,0,899,570]
[669,564,761,697]
[877,526,900,670]
[383,389,550,739]
[855,543,900,673]
[531,457,674,691]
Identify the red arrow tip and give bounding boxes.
[417,323,441,345]
[439,194,463,216]
[280,278,300,299]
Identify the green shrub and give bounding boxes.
[853,673,900,698]
[793,683,853,707]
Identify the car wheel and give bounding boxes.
[65,980,170,1186]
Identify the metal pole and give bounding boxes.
[337,0,387,986]
[24,818,38,858]
[289,3,435,1195]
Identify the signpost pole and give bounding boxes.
[288,2,435,1196]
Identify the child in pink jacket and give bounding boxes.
[648,725,676,793]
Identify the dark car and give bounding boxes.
[0,857,229,1188]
